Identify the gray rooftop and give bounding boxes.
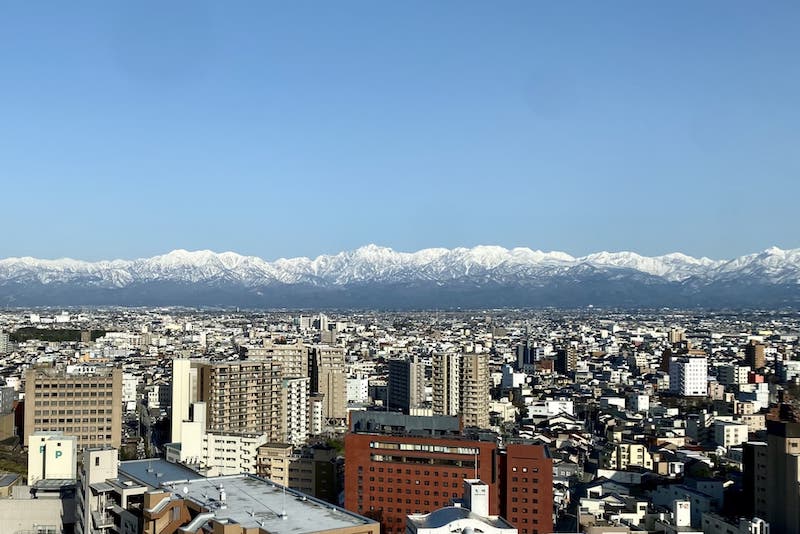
[119,458,200,487]
[32,478,75,491]
[350,411,461,436]
[170,474,375,532]
[0,473,20,487]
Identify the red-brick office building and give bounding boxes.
[344,413,553,534]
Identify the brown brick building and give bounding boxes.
[344,414,552,534]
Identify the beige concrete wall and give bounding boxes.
[0,497,75,533]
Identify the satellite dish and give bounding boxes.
[183,486,189,495]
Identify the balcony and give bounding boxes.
[92,510,115,529]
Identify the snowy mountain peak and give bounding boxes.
[762,246,785,255]
[1,245,799,293]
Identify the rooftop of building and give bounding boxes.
[349,411,463,436]
[407,506,516,532]
[119,458,200,487]
[31,478,75,491]
[171,474,375,532]
[0,473,21,487]
[27,364,119,377]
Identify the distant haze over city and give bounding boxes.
[1,244,799,308]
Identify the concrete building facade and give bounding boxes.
[669,357,708,397]
[24,365,122,450]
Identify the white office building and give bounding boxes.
[669,357,708,397]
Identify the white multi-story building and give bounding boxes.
[122,373,139,406]
[283,377,310,446]
[713,421,749,449]
[309,395,324,435]
[527,399,575,417]
[778,359,800,382]
[0,331,10,354]
[670,357,708,397]
[199,432,268,476]
[346,376,370,404]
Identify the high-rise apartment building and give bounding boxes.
[668,328,686,345]
[432,352,489,429]
[555,347,577,375]
[432,352,460,417]
[172,358,310,452]
[24,365,122,450]
[460,353,490,429]
[171,359,288,443]
[170,358,198,444]
[0,331,10,354]
[344,412,552,534]
[198,360,284,441]
[746,340,767,370]
[310,345,347,423]
[660,347,673,373]
[516,338,534,372]
[282,377,310,446]
[669,356,708,397]
[247,339,309,378]
[170,359,307,474]
[387,356,426,414]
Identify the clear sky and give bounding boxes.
[1,1,798,261]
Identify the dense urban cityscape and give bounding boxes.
[0,307,796,533]
[4,2,799,533]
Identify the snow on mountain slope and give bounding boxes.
[579,251,723,281]
[0,245,798,288]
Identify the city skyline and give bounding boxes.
[2,1,800,261]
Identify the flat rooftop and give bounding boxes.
[119,458,200,487]
[174,474,375,532]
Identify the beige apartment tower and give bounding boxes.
[24,366,122,450]
[198,360,284,442]
[460,353,490,428]
[310,345,346,423]
[745,340,767,370]
[432,352,460,417]
[247,339,309,378]
[433,352,490,429]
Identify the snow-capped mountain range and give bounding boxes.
[1,245,799,308]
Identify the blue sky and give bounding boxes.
[1,1,798,261]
